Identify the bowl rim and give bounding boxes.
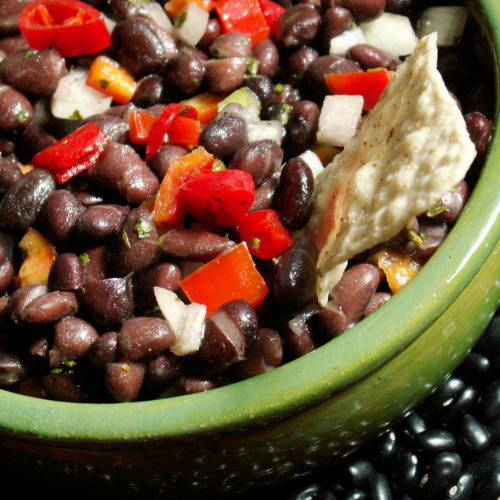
[1,0,499,444]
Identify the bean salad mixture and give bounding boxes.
[0,0,494,403]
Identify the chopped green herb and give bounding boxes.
[17,110,29,124]
[24,49,38,59]
[79,252,90,266]
[50,367,64,374]
[277,103,291,126]
[62,358,77,368]
[134,216,153,239]
[407,228,425,249]
[174,11,187,28]
[247,57,260,76]
[127,0,147,6]
[426,201,448,218]
[69,109,83,121]
[122,364,131,372]
[99,79,109,89]
[122,230,132,249]
[179,107,190,116]
[249,238,261,252]
[273,83,285,93]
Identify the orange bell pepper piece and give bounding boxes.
[180,92,222,124]
[165,0,214,18]
[180,242,269,316]
[369,248,420,293]
[128,110,157,145]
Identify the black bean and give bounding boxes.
[210,32,252,59]
[87,332,118,367]
[392,449,420,492]
[0,35,29,55]
[233,328,282,379]
[0,257,14,294]
[184,376,217,394]
[19,124,57,158]
[275,156,314,229]
[204,57,248,95]
[466,446,500,480]
[49,317,99,367]
[372,430,398,463]
[339,457,374,488]
[17,377,47,399]
[420,377,465,417]
[253,39,279,76]
[21,291,78,324]
[167,52,205,95]
[363,292,391,317]
[290,483,322,500]
[277,4,321,47]
[118,317,173,362]
[349,44,402,71]
[89,141,159,205]
[74,204,129,241]
[456,352,491,386]
[112,16,178,75]
[430,180,470,224]
[197,18,221,52]
[112,208,158,276]
[385,0,413,14]
[318,6,354,53]
[48,253,84,292]
[72,189,104,207]
[442,471,474,500]
[414,429,457,453]
[0,48,66,95]
[39,189,84,245]
[219,300,259,349]
[108,0,147,18]
[476,316,500,356]
[284,101,320,158]
[0,0,32,35]
[419,452,462,498]
[230,139,283,187]
[0,156,21,196]
[464,111,492,157]
[82,114,129,144]
[0,168,55,234]
[434,385,478,424]
[283,304,320,357]
[474,468,500,499]
[7,284,49,324]
[0,346,24,385]
[158,228,235,262]
[274,236,318,315]
[477,380,500,422]
[306,55,361,96]
[336,0,386,21]
[132,75,168,108]
[458,414,491,454]
[245,75,275,110]
[105,361,145,402]
[80,245,112,283]
[285,47,319,84]
[368,472,393,500]
[151,144,188,181]
[0,84,33,130]
[342,490,366,500]
[250,171,280,212]
[145,352,182,393]
[41,370,86,403]
[199,112,247,159]
[400,412,427,438]
[28,335,50,358]
[78,277,134,329]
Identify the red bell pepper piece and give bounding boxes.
[128,110,157,145]
[214,0,270,47]
[325,69,394,111]
[146,103,197,162]
[18,0,111,58]
[238,209,293,260]
[153,146,215,228]
[258,0,285,37]
[180,92,222,124]
[168,116,202,147]
[180,242,269,316]
[179,170,255,228]
[32,122,107,184]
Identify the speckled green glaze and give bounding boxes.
[0,0,499,496]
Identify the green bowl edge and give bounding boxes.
[0,0,499,443]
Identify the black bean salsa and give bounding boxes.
[0,0,493,403]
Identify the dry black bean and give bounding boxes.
[414,429,457,453]
[49,253,84,292]
[204,57,248,95]
[434,385,478,424]
[167,52,205,95]
[456,351,491,385]
[349,44,402,71]
[229,139,283,187]
[392,450,420,491]
[0,157,21,196]
[89,141,159,205]
[0,168,55,234]
[0,346,24,385]
[118,317,173,362]
[458,414,491,454]
[253,39,279,76]
[78,277,134,329]
[443,472,474,500]
[368,472,392,500]
[159,228,235,262]
[74,204,129,241]
[210,32,252,59]
[274,237,318,315]
[284,101,320,158]
[0,84,32,130]
[336,0,386,21]
[133,262,182,309]
[277,4,321,47]
[373,430,398,463]
[199,111,247,159]
[105,361,145,402]
[87,331,118,367]
[7,284,48,324]
[419,452,462,498]
[318,6,354,53]
[21,291,79,324]
[49,316,99,367]
[474,468,500,498]
[420,377,465,417]
[0,48,66,95]
[400,412,427,437]
[233,328,283,379]
[112,208,158,276]
[478,380,500,422]
[41,370,86,403]
[112,17,178,76]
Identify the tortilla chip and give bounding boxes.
[303,33,477,305]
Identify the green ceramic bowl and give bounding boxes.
[1,1,500,497]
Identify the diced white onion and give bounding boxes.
[171,303,206,356]
[172,2,209,47]
[102,13,116,35]
[141,2,173,33]
[51,67,112,119]
[416,6,468,47]
[299,150,325,178]
[154,287,186,335]
[218,87,261,121]
[317,95,364,147]
[360,13,418,56]
[247,120,285,144]
[329,26,366,57]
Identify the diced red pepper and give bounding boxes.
[238,209,293,259]
[18,0,111,57]
[325,69,394,111]
[128,110,157,145]
[146,103,197,162]
[153,146,215,228]
[214,0,270,47]
[258,0,285,37]
[86,55,137,105]
[180,92,223,124]
[168,116,202,147]
[32,122,107,184]
[165,0,214,17]
[179,170,255,228]
[180,242,269,316]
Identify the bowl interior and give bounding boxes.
[0,0,499,444]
